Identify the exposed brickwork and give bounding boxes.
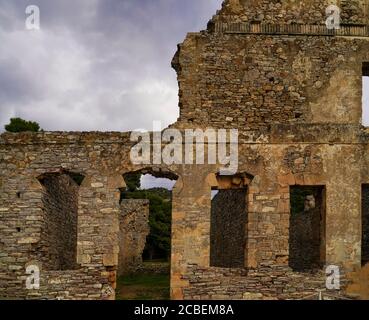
[173,34,368,130]
[182,265,351,300]
[210,0,369,25]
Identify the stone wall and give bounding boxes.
[20,268,112,300]
[173,0,369,131]
[210,0,369,25]
[118,199,150,276]
[169,1,369,299]
[210,189,247,268]
[182,264,351,300]
[1,0,369,300]
[137,262,170,275]
[173,33,369,130]
[0,133,131,299]
[0,127,367,300]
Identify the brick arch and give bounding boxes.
[121,166,180,182]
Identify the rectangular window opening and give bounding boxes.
[39,174,80,271]
[210,188,248,268]
[362,62,369,126]
[289,186,326,272]
[362,185,369,266]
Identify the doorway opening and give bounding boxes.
[116,168,177,300]
[37,171,84,271]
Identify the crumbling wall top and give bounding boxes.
[209,0,369,26]
[0,131,132,145]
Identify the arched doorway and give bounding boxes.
[116,168,178,300]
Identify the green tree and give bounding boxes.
[122,189,172,260]
[5,118,41,133]
[124,172,141,192]
[146,193,171,259]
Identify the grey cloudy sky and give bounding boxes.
[141,174,176,190]
[0,0,223,132]
[0,0,368,131]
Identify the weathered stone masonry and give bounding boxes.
[1,0,369,300]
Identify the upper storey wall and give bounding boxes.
[211,0,369,25]
[172,0,369,131]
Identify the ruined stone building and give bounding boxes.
[1,0,369,299]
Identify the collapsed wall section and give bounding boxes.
[211,0,369,25]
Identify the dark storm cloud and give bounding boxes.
[0,0,222,131]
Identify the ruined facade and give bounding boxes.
[1,0,369,300]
